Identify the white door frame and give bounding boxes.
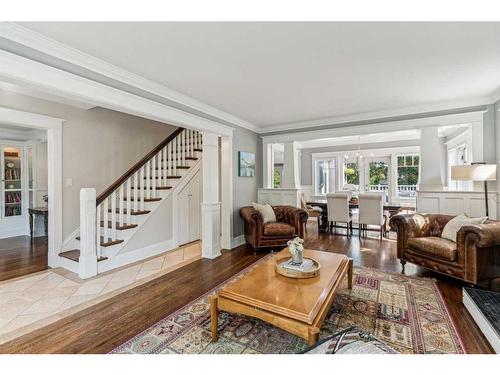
[220,135,233,249]
[0,107,63,268]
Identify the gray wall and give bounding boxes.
[232,126,260,237]
[0,91,176,238]
[300,139,420,185]
[483,105,497,190]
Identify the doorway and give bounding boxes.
[0,123,49,280]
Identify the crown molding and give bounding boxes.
[259,97,491,134]
[261,110,485,144]
[0,22,260,133]
[0,49,234,136]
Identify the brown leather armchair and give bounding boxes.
[390,213,500,288]
[240,205,308,250]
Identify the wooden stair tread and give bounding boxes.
[123,197,162,202]
[76,236,124,247]
[100,221,138,230]
[145,176,182,179]
[162,157,198,161]
[131,186,172,190]
[60,250,108,262]
[109,209,150,215]
[155,166,189,170]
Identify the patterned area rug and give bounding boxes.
[110,257,466,354]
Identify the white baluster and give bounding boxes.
[146,160,151,199]
[103,197,109,243]
[152,155,157,198]
[140,166,145,211]
[119,184,124,228]
[126,177,132,224]
[133,171,139,213]
[189,129,193,158]
[162,147,166,187]
[96,203,101,259]
[173,136,177,175]
[168,142,172,177]
[181,131,186,167]
[111,191,117,240]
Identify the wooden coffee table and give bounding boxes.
[210,249,353,345]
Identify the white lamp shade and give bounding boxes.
[451,164,497,181]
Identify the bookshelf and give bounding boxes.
[2,147,23,217]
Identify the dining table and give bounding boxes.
[306,199,407,233]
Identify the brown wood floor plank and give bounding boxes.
[0,224,493,353]
[0,236,48,282]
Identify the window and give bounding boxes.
[314,158,336,195]
[397,154,419,197]
[367,159,389,193]
[273,167,282,188]
[343,161,359,191]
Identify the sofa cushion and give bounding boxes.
[441,214,487,242]
[407,236,457,261]
[263,222,295,236]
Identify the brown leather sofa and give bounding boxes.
[390,213,500,288]
[240,205,308,250]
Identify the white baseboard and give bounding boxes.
[231,234,246,249]
[98,239,174,273]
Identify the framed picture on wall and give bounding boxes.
[238,151,255,177]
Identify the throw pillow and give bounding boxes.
[441,214,487,242]
[302,327,398,354]
[252,202,276,223]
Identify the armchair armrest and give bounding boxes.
[457,222,500,248]
[240,206,263,225]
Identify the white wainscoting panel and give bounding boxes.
[257,188,301,207]
[417,190,497,218]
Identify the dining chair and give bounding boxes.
[300,193,322,232]
[358,192,387,240]
[326,192,353,236]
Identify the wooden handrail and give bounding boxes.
[96,127,185,205]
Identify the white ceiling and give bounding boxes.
[15,22,500,128]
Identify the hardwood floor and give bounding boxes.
[0,225,493,353]
[0,235,48,282]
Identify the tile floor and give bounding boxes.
[0,241,201,344]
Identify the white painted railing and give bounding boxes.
[397,184,417,197]
[78,128,202,278]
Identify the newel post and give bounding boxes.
[79,188,98,279]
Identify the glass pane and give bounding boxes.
[405,155,413,166]
[4,147,22,217]
[344,162,359,190]
[413,155,419,166]
[397,166,419,198]
[368,161,389,192]
[273,167,282,188]
[397,156,404,166]
[316,159,335,194]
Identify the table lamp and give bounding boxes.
[451,163,497,217]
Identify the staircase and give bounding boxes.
[59,128,203,277]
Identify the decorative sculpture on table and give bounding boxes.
[287,237,304,265]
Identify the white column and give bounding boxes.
[282,141,301,189]
[418,127,445,191]
[78,188,98,279]
[202,132,221,259]
[262,141,274,188]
